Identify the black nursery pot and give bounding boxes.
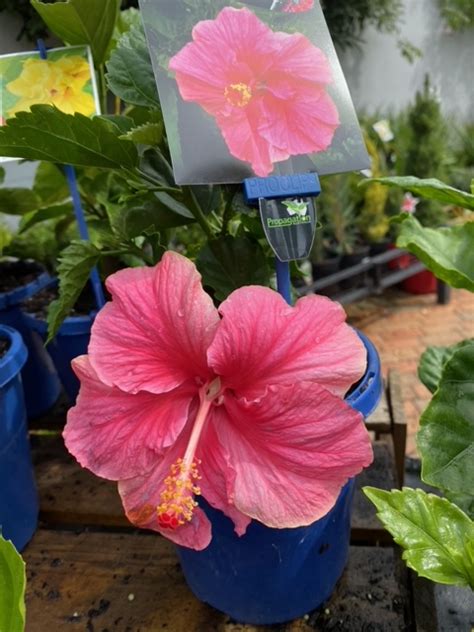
[369,238,391,257]
[311,255,341,296]
[340,246,371,290]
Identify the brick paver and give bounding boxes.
[347,288,474,456]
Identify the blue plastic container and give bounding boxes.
[0,325,39,551]
[177,332,382,625]
[23,311,95,403]
[0,262,61,418]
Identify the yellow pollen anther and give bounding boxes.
[157,459,202,530]
[224,82,252,107]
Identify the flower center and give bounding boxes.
[224,82,252,108]
[156,378,221,530]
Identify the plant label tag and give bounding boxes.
[259,197,317,262]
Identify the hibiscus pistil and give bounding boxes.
[224,82,253,108]
[157,378,221,530]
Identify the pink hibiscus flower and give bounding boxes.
[64,252,372,551]
[283,0,315,13]
[169,7,339,178]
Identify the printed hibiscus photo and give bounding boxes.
[0,45,100,163]
[139,0,370,184]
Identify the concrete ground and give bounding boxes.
[347,288,474,457]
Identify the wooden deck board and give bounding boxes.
[24,374,414,630]
[23,530,410,632]
[33,437,394,540]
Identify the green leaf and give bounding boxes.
[121,123,163,146]
[106,24,160,109]
[0,536,26,632]
[0,166,5,185]
[445,490,474,520]
[197,236,271,302]
[107,6,142,57]
[363,487,474,588]
[418,342,474,497]
[19,203,73,234]
[98,114,135,134]
[140,148,175,187]
[31,0,121,65]
[155,192,194,219]
[0,105,138,170]
[418,339,474,393]
[33,163,69,205]
[109,193,194,239]
[0,188,41,215]
[366,176,474,211]
[47,241,101,342]
[395,215,474,291]
[0,223,13,256]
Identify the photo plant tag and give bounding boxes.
[0,45,100,163]
[260,196,316,262]
[139,0,370,185]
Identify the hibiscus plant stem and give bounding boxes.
[220,186,237,236]
[183,187,215,240]
[98,65,108,114]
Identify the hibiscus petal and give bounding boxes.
[196,414,252,537]
[216,106,277,177]
[208,286,366,397]
[119,425,212,550]
[268,31,333,86]
[63,356,195,480]
[217,383,373,528]
[89,252,219,394]
[258,88,339,157]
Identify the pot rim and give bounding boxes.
[0,325,28,389]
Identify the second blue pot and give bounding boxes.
[0,263,61,418]
[0,325,39,551]
[177,332,382,625]
[23,312,95,403]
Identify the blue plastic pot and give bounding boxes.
[0,325,39,551]
[177,332,382,625]
[0,263,61,418]
[23,311,95,403]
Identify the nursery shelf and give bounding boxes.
[23,373,438,631]
[299,248,451,306]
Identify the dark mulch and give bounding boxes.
[24,285,98,320]
[0,260,44,294]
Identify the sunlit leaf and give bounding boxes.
[418,342,474,497]
[366,176,474,210]
[364,487,474,588]
[0,106,138,170]
[0,536,26,632]
[418,339,474,393]
[394,215,474,291]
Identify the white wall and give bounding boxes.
[340,0,474,120]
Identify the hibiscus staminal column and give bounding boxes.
[157,378,221,530]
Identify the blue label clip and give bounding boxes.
[244,172,321,205]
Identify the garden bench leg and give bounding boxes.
[387,371,407,487]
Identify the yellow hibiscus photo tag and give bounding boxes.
[0,45,100,163]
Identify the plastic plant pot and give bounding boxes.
[401,269,437,295]
[23,312,95,403]
[0,262,61,418]
[177,332,382,625]
[0,325,39,551]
